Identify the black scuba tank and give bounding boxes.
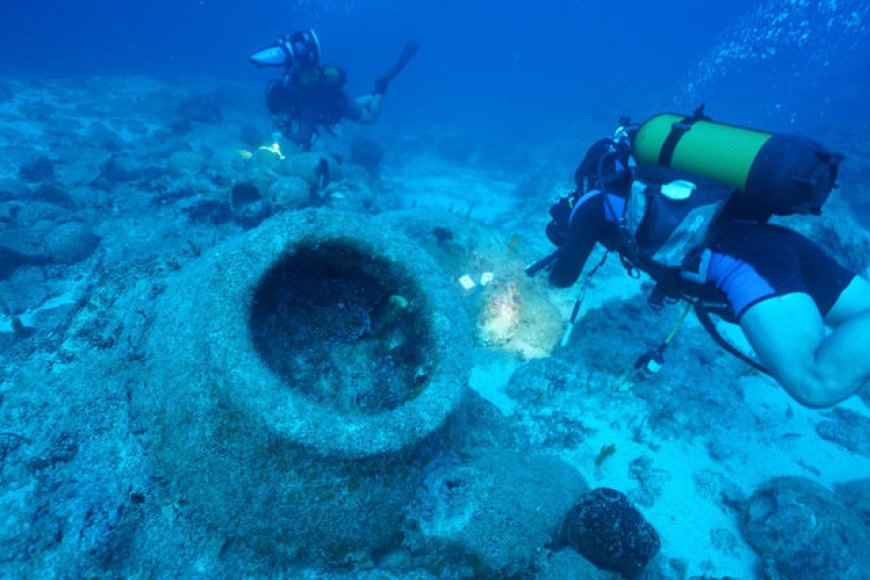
[631,112,844,217]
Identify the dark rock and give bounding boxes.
[432,226,453,243]
[350,138,385,177]
[180,197,233,224]
[85,123,123,152]
[0,200,17,224]
[96,155,163,185]
[504,356,582,406]
[1,145,40,176]
[815,407,870,457]
[267,176,311,211]
[151,182,199,206]
[429,128,476,163]
[561,487,660,578]
[0,481,45,565]
[30,182,77,210]
[0,264,51,312]
[835,478,870,528]
[44,222,100,264]
[230,182,269,227]
[740,476,870,578]
[26,291,81,334]
[29,431,79,471]
[780,198,870,276]
[442,390,523,451]
[13,201,66,229]
[168,116,193,135]
[0,230,49,279]
[25,472,139,573]
[0,178,29,201]
[239,124,264,149]
[0,431,31,463]
[10,316,27,336]
[538,549,618,579]
[178,93,223,124]
[405,449,587,576]
[0,248,44,280]
[19,155,55,183]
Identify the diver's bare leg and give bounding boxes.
[740,281,870,408]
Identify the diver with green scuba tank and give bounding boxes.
[250,29,419,149]
[531,107,870,409]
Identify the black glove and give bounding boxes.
[546,196,573,246]
[373,74,391,95]
[372,41,420,95]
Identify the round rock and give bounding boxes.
[562,487,660,577]
[741,476,870,578]
[44,222,100,264]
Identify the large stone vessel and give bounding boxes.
[131,209,472,563]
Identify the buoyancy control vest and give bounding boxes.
[535,109,845,374]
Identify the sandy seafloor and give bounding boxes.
[1,75,870,578]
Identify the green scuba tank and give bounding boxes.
[632,111,844,216]
[291,65,347,90]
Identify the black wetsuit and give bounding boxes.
[266,68,363,148]
[549,190,855,321]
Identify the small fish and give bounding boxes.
[797,459,821,477]
[594,443,617,466]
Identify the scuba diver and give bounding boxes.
[249,29,419,149]
[530,109,870,409]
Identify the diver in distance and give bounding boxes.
[250,29,419,150]
[529,109,870,409]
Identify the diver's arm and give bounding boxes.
[548,194,604,287]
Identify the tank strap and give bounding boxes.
[658,105,709,167]
[658,116,699,167]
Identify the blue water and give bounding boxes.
[4,0,868,143]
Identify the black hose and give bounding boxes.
[524,250,559,278]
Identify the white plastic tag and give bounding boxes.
[458,275,476,290]
[661,180,696,201]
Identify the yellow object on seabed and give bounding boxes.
[257,142,286,160]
